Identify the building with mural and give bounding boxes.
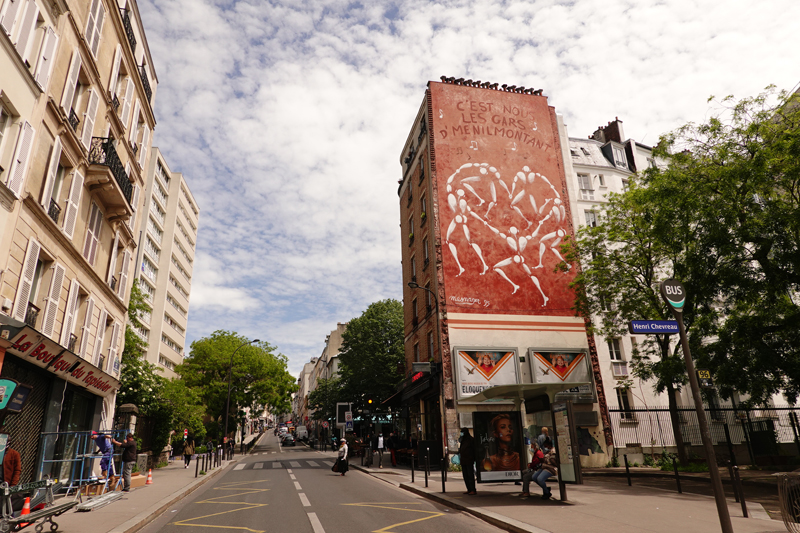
[396,78,612,467]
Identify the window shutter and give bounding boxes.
[93,308,108,365]
[14,0,38,61]
[108,44,122,93]
[79,296,94,357]
[137,125,149,168]
[89,0,105,57]
[107,229,119,285]
[41,262,66,338]
[117,248,130,298]
[84,0,98,49]
[40,135,62,208]
[128,100,140,143]
[60,48,82,112]
[107,321,120,372]
[83,202,102,265]
[0,0,22,35]
[60,279,80,347]
[119,77,133,123]
[62,170,84,238]
[127,183,139,230]
[6,121,35,197]
[34,27,58,90]
[81,88,99,150]
[12,238,40,320]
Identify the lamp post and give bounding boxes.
[223,338,260,448]
[407,282,448,465]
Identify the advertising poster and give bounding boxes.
[429,82,576,317]
[454,348,518,400]
[473,411,523,482]
[552,403,576,482]
[530,349,594,402]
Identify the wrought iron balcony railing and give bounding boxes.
[48,198,61,224]
[25,302,40,328]
[139,65,152,103]
[112,93,120,112]
[109,276,117,291]
[88,137,133,205]
[121,9,136,53]
[68,108,79,131]
[67,333,78,352]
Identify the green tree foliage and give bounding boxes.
[337,299,404,411]
[307,377,342,421]
[567,86,800,409]
[178,331,297,437]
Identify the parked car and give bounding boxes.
[295,426,308,441]
[282,434,296,447]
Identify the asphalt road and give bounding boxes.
[140,434,502,533]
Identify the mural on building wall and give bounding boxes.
[454,348,518,399]
[430,83,575,316]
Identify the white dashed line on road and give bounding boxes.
[307,512,325,533]
[290,474,296,480]
[294,481,302,491]
[299,493,310,507]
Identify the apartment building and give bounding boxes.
[0,0,156,482]
[133,147,198,377]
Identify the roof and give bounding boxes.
[568,138,615,169]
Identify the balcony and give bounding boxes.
[25,303,40,328]
[112,93,120,112]
[139,65,152,103]
[109,276,117,291]
[68,108,79,131]
[120,9,136,54]
[86,137,134,215]
[47,198,61,224]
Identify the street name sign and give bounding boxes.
[628,320,679,335]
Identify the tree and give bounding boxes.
[337,299,404,411]
[307,377,342,421]
[178,331,297,439]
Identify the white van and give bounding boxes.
[295,426,308,441]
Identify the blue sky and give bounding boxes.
[137,0,800,376]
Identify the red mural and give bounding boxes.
[430,82,576,316]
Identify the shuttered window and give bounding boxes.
[137,125,149,167]
[81,89,100,150]
[107,230,119,286]
[78,297,95,358]
[62,171,84,238]
[61,48,82,113]
[12,239,40,321]
[119,77,134,124]
[41,263,66,338]
[40,136,62,208]
[60,279,81,347]
[93,308,108,367]
[0,0,22,35]
[83,202,103,265]
[14,0,38,62]
[117,249,130,299]
[107,321,120,373]
[6,121,35,197]
[85,0,106,57]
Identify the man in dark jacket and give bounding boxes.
[458,428,476,495]
[112,434,137,492]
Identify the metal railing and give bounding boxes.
[68,109,79,131]
[37,430,128,489]
[109,276,117,291]
[120,9,136,53]
[111,93,120,112]
[24,303,39,328]
[88,137,133,205]
[778,473,800,532]
[47,198,61,224]
[139,65,152,103]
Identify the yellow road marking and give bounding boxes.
[344,502,444,532]
[172,480,271,532]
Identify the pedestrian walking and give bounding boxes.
[388,432,398,467]
[374,433,385,468]
[111,434,137,492]
[183,437,195,468]
[337,438,349,476]
[458,428,476,495]
[532,444,557,500]
[520,442,545,498]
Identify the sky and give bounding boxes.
[136,0,800,377]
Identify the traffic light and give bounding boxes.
[368,398,373,404]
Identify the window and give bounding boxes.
[413,343,420,363]
[412,298,418,319]
[3,118,35,198]
[84,0,105,57]
[82,202,102,265]
[161,333,182,353]
[616,389,635,420]
[420,195,427,220]
[40,136,66,223]
[147,216,163,243]
[577,173,594,200]
[408,216,414,242]
[608,338,623,360]
[139,309,151,325]
[138,276,155,302]
[158,355,175,370]
[585,210,597,228]
[133,323,149,340]
[179,202,197,232]
[156,160,170,185]
[171,255,190,280]
[407,180,413,204]
[174,238,192,264]
[410,256,416,281]
[613,146,627,169]
[427,331,435,361]
[581,147,590,156]
[176,219,194,246]
[0,105,11,166]
[170,275,188,298]
[154,182,168,206]
[597,174,605,187]
[144,235,160,261]
[425,282,432,313]
[166,293,186,316]
[423,237,429,266]
[141,256,157,282]
[621,179,629,192]
[150,196,165,224]
[164,313,185,335]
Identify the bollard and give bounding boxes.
[426,447,431,477]
[727,462,739,502]
[441,451,446,494]
[673,458,682,494]
[424,451,428,488]
[411,453,415,483]
[733,466,748,518]
[195,456,199,478]
[623,454,631,486]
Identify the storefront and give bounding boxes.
[384,369,443,460]
[0,316,119,483]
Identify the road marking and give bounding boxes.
[294,481,302,491]
[272,462,281,469]
[344,502,444,532]
[306,461,319,467]
[299,493,311,507]
[233,464,246,471]
[290,474,296,480]
[307,512,325,533]
[322,461,334,467]
[286,469,292,474]
[171,480,270,532]
[253,463,263,470]
[290,461,301,468]
[271,451,276,454]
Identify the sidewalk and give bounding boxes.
[51,433,265,533]
[312,447,786,533]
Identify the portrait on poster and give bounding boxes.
[454,348,519,400]
[472,411,523,482]
[530,349,590,383]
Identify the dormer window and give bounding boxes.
[613,146,627,169]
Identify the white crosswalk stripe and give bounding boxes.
[272,462,282,468]
[253,463,263,469]
[234,464,246,470]
[322,461,334,467]
[290,461,301,468]
[306,461,320,467]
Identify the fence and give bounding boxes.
[608,405,800,465]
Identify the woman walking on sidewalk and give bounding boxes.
[337,438,349,476]
[183,438,195,468]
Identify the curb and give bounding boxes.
[582,470,778,489]
[108,459,238,533]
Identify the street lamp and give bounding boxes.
[407,281,449,467]
[223,338,260,448]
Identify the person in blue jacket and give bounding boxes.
[91,431,113,479]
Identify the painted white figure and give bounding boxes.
[534,228,568,270]
[483,224,550,306]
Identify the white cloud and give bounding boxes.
[138,0,800,376]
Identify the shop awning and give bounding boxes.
[460,382,591,404]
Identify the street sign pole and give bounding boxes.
[660,279,732,533]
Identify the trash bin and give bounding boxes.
[777,472,800,532]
